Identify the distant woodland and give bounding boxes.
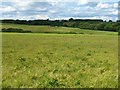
[1,19,120,32]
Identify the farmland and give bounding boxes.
[2,24,118,88]
[1,23,118,35]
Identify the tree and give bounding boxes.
[95,23,106,30]
[108,20,112,22]
[69,18,74,21]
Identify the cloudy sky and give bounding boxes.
[1,0,119,21]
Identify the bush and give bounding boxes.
[1,28,32,33]
[68,32,77,34]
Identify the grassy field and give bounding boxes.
[2,24,118,88]
[1,23,118,35]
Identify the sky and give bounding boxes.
[0,0,120,21]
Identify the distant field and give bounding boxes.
[2,24,118,88]
[1,23,118,35]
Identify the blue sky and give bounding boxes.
[1,0,119,21]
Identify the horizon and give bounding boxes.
[0,18,118,22]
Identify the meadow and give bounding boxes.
[2,24,118,88]
[2,23,118,35]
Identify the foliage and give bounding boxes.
[1,28,31,33]
[1,19,119,32]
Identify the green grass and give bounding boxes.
[2,32,118,88]
[1,23,118,35]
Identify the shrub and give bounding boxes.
[1,28,32,33]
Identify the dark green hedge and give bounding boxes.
[1,28,32,33]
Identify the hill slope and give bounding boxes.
[1,23,118,35]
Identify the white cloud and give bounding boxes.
[8,0,34,11]
[15,15,49,20]
[109,10,118,15]
[2,0,119,2]
[0,15,14,19]
[15,2,31,7]
[96,2,118,9]
[113,3,118,8]
[49,10,56,13]
[97,16,117,21]
[19,7,27,11]
[0,6,16,12]
[36,7,47,11]
[51,17,71,20]
[1,1,118,21]
[35,15,49,19]
[77,0,89,5]
[96,2,111,9]
[80,16,117,21]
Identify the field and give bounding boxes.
[2,24,118,88]
[1,23,118,35]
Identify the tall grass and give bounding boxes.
[2,33,118,88]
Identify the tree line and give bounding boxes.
[1,18,120,32]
